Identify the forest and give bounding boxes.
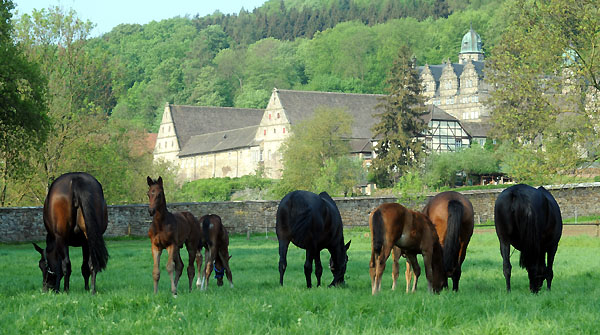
[2,0,598,206]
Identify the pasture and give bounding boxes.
[0,229,599,334]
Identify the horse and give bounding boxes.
[494,184,563,293]
[369,202,445,295]
[276,190,351,288]
[33,172,109,294]
[393,191,474,292]
[196,214,233,290]
[147,176,202,296]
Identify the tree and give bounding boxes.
[0,0,49,205]
[485,0,599,180]
[371,46,427,187]
[278,107,356,195]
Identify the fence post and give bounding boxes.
[247,225,250,240]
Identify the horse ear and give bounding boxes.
[345,240,351,251]
[147,176,154,186]
[33,243,44,255]
[157,176,163,187]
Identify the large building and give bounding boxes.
[153,26,492,182]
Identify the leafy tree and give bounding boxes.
[486,0,599,179]
[371,45,427,187]
[314,156,366,196]
[278,107,354,195]
[0,0,49,205]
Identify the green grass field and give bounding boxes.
[1,229,599,334]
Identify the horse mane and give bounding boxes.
[72,175,109,272]
[371,209,384,254]
[443,200,463,273]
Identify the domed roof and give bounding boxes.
[460,25,483,54]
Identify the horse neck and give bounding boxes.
[152,196,170,227]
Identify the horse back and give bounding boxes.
[371,203,431,252]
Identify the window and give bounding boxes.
[264,129,267,136]
[273,128,276,134]
[277,113,280,119]
[158,142,161,149]
[269,114,271,119]
[283,127,286,134]
[445,81,452,89]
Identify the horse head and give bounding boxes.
[33,243,59,292]
[146,176,165,216]
[430,239,446,293]
[214,255,231,287]
[328,240,351,287]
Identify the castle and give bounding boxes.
[153,26,491,181]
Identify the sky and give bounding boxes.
[13,0,268,37]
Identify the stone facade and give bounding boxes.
[2,183,598,243]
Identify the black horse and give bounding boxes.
[33,172,109,294]
[276,190,351,288]
[494,184,563,293]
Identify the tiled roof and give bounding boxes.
[179,126,260,157]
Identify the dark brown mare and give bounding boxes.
[393,191,474,292]
[196,214,233,289]
[276,190,351,288]
[147,176,202,296]
[494,184,562,293]
[33,172,109,294]
[369,202,445,295]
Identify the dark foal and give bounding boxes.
[197,214,233,289]
[147,176,202,296]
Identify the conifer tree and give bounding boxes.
[371,45,427,187]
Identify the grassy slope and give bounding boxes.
[0,230,599,334]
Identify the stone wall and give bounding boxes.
[1,183,598,243]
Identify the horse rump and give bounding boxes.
[443,199,463,274]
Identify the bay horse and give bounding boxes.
[494,184,562,293]
[33,172,109,294]
[196,214,233,289]
[369,202,445,295]
[276,190,351,288]
[393,191,474,292]
[147,176,202,296]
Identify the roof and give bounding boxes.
[421,105,458,122]
[461,121,491,138]
[178,126,260,157]
[460,26,483,54]
[275,89,386,140]
[418,61,485,82]
[169,105,263,149]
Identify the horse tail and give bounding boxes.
[511,191,540,269]
[443,200,463,274]
[203,215,212,248]
[73,176,109,272]
[371,209,384,255]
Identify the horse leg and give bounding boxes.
[185,243,196,292]
[152,244,162,294]
[202,248,215,290]
[314,252,323,287]
[499,241,512,292]
[451,267,462,292]
[218,251,234,288]
[62,247,71,293]
[171,246,184,295]
[81,244,91,291]
[546,245,558,291]
[372,245,391,295]
[304,249,314,288]
[278,239,290,286]
[165,245,181,296]
[391,246,400,291]
[405,253,420,293]
[196,248,204,289]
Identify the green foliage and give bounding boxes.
[0,0,49,205]
[393,169,426,206]
[314,156,366,196]
[278,107,354,196]
[371,45,427,186]
[171,175,274,202]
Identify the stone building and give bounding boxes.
[154,89,483,181]
[418,25,491,126]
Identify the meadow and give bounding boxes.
[0,229,599,334]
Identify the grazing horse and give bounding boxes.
[196,214,233,289]
[147,176,202,296]
[369,203,445,295]
[494,184,562,293]
[393,191,474,292]
[276,190,351,288]
[33,172,109,294]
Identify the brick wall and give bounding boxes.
[1,183,598,243]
